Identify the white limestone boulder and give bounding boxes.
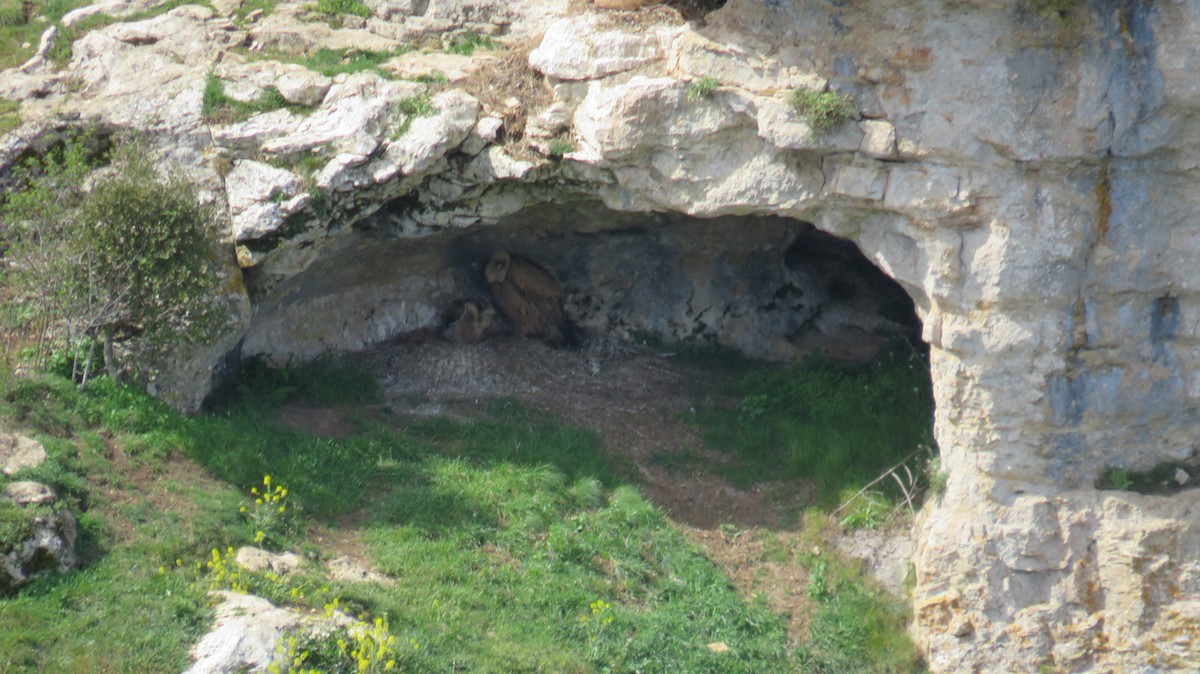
[261,74,416,160]
[225,160,304,242]
[530,15,669,81]
[0,435,47,476]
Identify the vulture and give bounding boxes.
[484,251,574,347]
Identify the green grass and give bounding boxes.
[393,92,436,137]
[446,31,495,56]
[787,86,857,132]
[233,0,274,27]
[546,136,575,159]
[798,519,923,674]
[201,72,314,123]
[309,0,367,26]
[0,98,18,135]
[289,45,410,78]
[0,355,925,673]
[687,76,720,102]
[690,341,935,508]
[0,0,86,70]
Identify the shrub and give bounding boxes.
[686,76,719,102]
[546,137,575,159]
[1,135,228,383]
[787,86,857,131]
[447,31,495,56]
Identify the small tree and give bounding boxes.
[1,136,95,376]
[1,136,227,385]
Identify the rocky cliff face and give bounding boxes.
[3,0,1199,670]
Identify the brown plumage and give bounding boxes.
[440,299,495,344]
[484,252,574,346]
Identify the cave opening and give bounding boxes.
[234,201,936,525]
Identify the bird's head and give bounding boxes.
[485,252,510,284]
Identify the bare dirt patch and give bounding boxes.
[279,403,356,438]
[684,526,813,645]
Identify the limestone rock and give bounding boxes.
[327,556,393,585]
[234,547,303,576]
[755,96,863,152]
[210,109,298,154]
[377,88,481,179]
[667,29,826,96]
[3,481,56,506]
[225,160,304,242]
[1,508,77,594]
[464,146,538,182]
[248,12,400,55]
[574,76,745,161]
[859,120,897,159]
[380,51,479,83]
[461,115,503,156]
[261,74,419,159]
[273,68,332,107]
[0,435,47,476]
[61,0,163,27]
[184,591,350,674]
[529,15,668,81]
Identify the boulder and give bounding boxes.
[529,15,669,81]
[274,68,332,107]
[0,499,77,594]
[3,481,56,506]
[0,435,47,476]
[224,159,305,242]
[184,591,351,674]
[234,546,303,576]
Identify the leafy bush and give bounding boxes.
[787,87,857,131]
[686,76,719,102]
[2,135,227,382]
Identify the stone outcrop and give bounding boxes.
[1,434,47,476]
[1,441,77,594]
[4,0,1200,670]
[184,591,353,674]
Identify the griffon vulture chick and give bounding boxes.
[485,251,574,347]
[441,299,495,344]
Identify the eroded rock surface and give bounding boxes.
[184,591,351,674]
[4,0,1200,669]
[0,435,47,476]
[0,480,78,594]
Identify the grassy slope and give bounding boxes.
[687,342,935,509]
[0,358,925,673]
